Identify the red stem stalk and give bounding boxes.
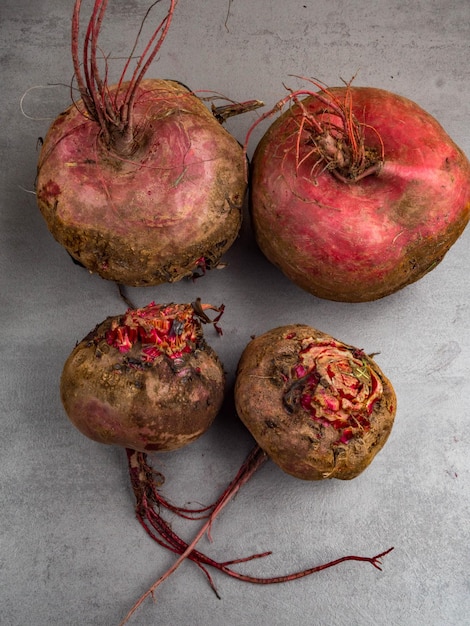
[114,0,162,103]
[70,0,177,152]
[123,0,177,127]
[72,0,95,116]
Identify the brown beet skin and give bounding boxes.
[251,87,470,302]
[61,310,225,452]
[235,325,396,480]
[37,79,245,286]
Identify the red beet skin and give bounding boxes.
[250,86,470,302]
[37,79,245,286]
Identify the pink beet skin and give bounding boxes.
[37,79,245,286]
[251,87,470,302]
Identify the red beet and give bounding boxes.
[61,301,225,452]
[234,324,396,480]
[248,82,470,302]
[36,1,255,286]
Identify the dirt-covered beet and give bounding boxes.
[235,324,396,480]
[36,2,248,286]
[61,301,225,452]
[249,85,470,302]
[37,79,246,286]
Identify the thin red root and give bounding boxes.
[120,444,394,624]
[126,445,272,598]
[121,445,268,625]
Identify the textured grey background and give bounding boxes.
[1,1,469,625]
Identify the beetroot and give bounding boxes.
[234,324,396,480]
[61,301,225,452]
[248,83,470,302]
[36,0,251,286]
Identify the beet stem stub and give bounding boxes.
[211,99,264,124]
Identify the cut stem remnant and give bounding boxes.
[244,77,384,184]
[121,443,394,624]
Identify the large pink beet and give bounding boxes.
[250,85,470,302]
[36,1,246,286]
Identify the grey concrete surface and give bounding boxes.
[1,1,469,625]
